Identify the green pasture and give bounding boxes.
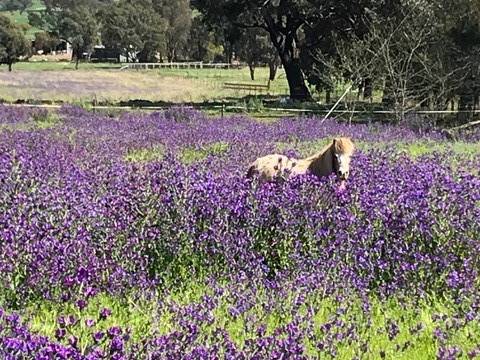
[0,64,293,103]
[0,62,384,106]
[19,286,480,359]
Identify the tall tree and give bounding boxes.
[100,0,166,62]
[99,1,136,60]
[327,0,480,122]
[194,0,377,101]
[443,0,480,113]
[35,0,104,69]
[300,0,381,102]
[33,31,60,54]
[187,15,224,62]
[0,15,30,71]
[154,0,192,61]
[237,28,278,81]
[193,0,313,100]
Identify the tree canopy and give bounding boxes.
[100,0,167,62]
[192,0,379,100]
[32,0,101,68]
[5,0,479,113]
[155,0,192,61]
[0,14,30,71]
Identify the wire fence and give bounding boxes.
[5,102,480,115]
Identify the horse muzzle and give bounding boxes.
[337,171,349,181]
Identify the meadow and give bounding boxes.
[0,64,291,104]
[0,104,479,359]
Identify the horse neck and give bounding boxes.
[304,144,334,176]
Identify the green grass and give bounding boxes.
[0,65,290,104]
[0,61,384,107]
[0,109,61,131]
[152,67,290,96]
[31,109,61,128]
[124,145,165,163]
[400,142,480,158]
[15,287,480,359]
[123,142,230,165]
[26,293,159,354]
[180,141,230,164]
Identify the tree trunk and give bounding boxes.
[268,61,278,81]
[357,80,363,100]
[382,77,394,107]
[249,64,255,81]
[265,22,311,101]
[138,48,148,63]
[363,78,373,100]
[225,45,233,64]
[8,62,12,72]
[325,90,331,104]
[75,56,79,70]
[280,53,311,101]
[458,94,474,122]
[167,47,175,62]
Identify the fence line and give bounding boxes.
[4,103,480,115]
[120,62,242,70]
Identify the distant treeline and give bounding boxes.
[0,0,479,118]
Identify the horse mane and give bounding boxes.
[333,137,355,154]
[305,141,335,162]
[305,137,355,160]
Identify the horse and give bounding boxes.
[246,137,355,188]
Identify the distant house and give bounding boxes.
[56,41,71,54]
[90,46,123,63]
[31,38,71,57]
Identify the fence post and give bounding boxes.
[92,94,97,113]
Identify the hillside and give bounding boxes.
[0,0,45,40]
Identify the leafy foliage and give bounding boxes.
[35,0,101,68]
[0,14,29,71]
[100,0,167,62]
[155,0,192,61]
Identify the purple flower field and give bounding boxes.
[0,105,479,359]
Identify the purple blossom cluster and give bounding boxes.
[0,105,479,358]
[0,105,44,125]
[0,306,128,359]
[0,308,81,360]
[2,286,480,359]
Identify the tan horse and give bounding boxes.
[246,137,355,187]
